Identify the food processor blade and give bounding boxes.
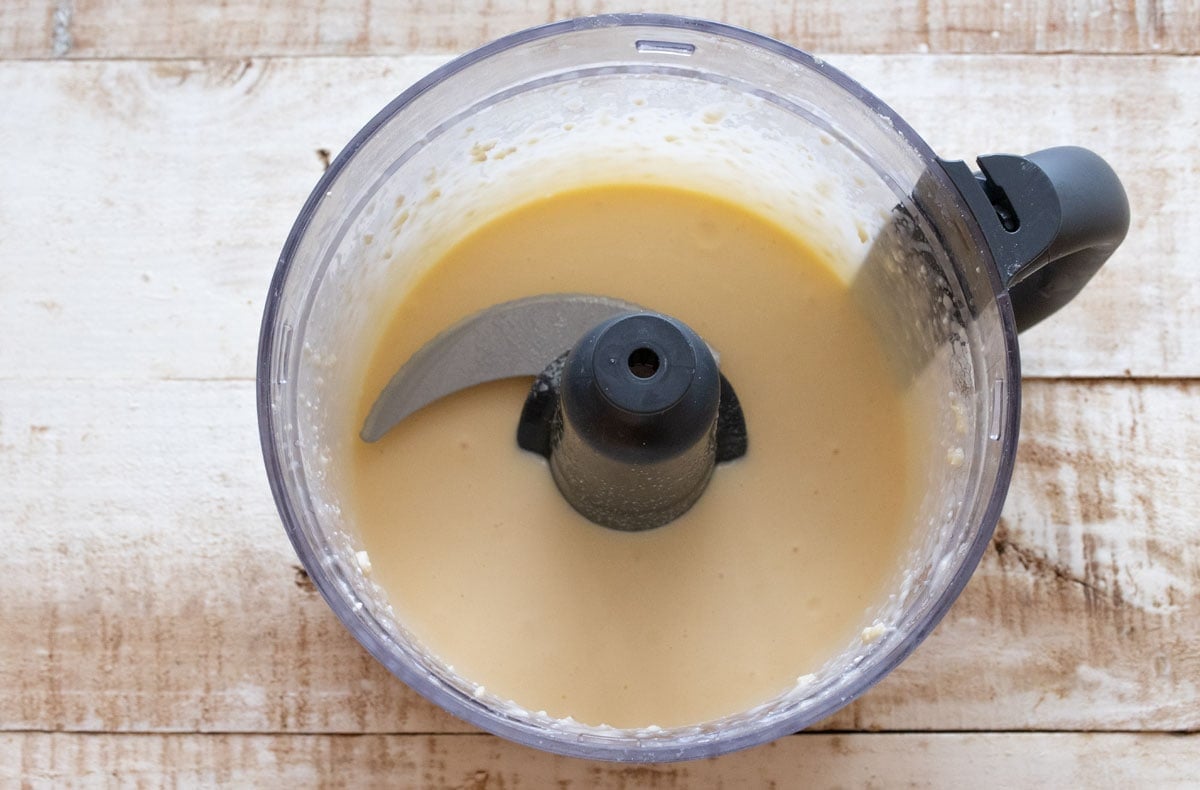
[360,293,640,442]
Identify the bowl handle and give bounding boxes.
[940,147,1131,332]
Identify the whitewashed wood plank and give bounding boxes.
[0,56,445,384]
[822,378,1200,731]
[0,378,470,735]
[2,0,1198,59]
[1,379,1196,733]
[0,55,1195,381]
[3,732,1199,788]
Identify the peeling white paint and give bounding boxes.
[52,1,74,58]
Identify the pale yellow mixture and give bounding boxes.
[348,184,917,728]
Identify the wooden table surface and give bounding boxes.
[2,1,1198,787]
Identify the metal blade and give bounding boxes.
[361,293,643,442]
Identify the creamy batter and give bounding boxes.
[347,183,918,728]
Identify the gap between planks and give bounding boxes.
[4,731,1199,788]
[0,376,1193,384]
[4,50,1200,64]
[1,728,1196,736]
[2,0,1198,58]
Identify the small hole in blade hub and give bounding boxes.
[628,347,660,379]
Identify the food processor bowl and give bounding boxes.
[258,15,1127,761]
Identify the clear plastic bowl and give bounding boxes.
[258,14,1019,762]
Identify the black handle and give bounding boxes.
[940,146,1130,332]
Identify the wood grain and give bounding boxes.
[1,1,1197,780]
[2,0,1199,59]
[5,732,1200,788]
[823,379,1200,731]
[2,379,1195,734]
[0,55,1194,381]
[0,378,466,735]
